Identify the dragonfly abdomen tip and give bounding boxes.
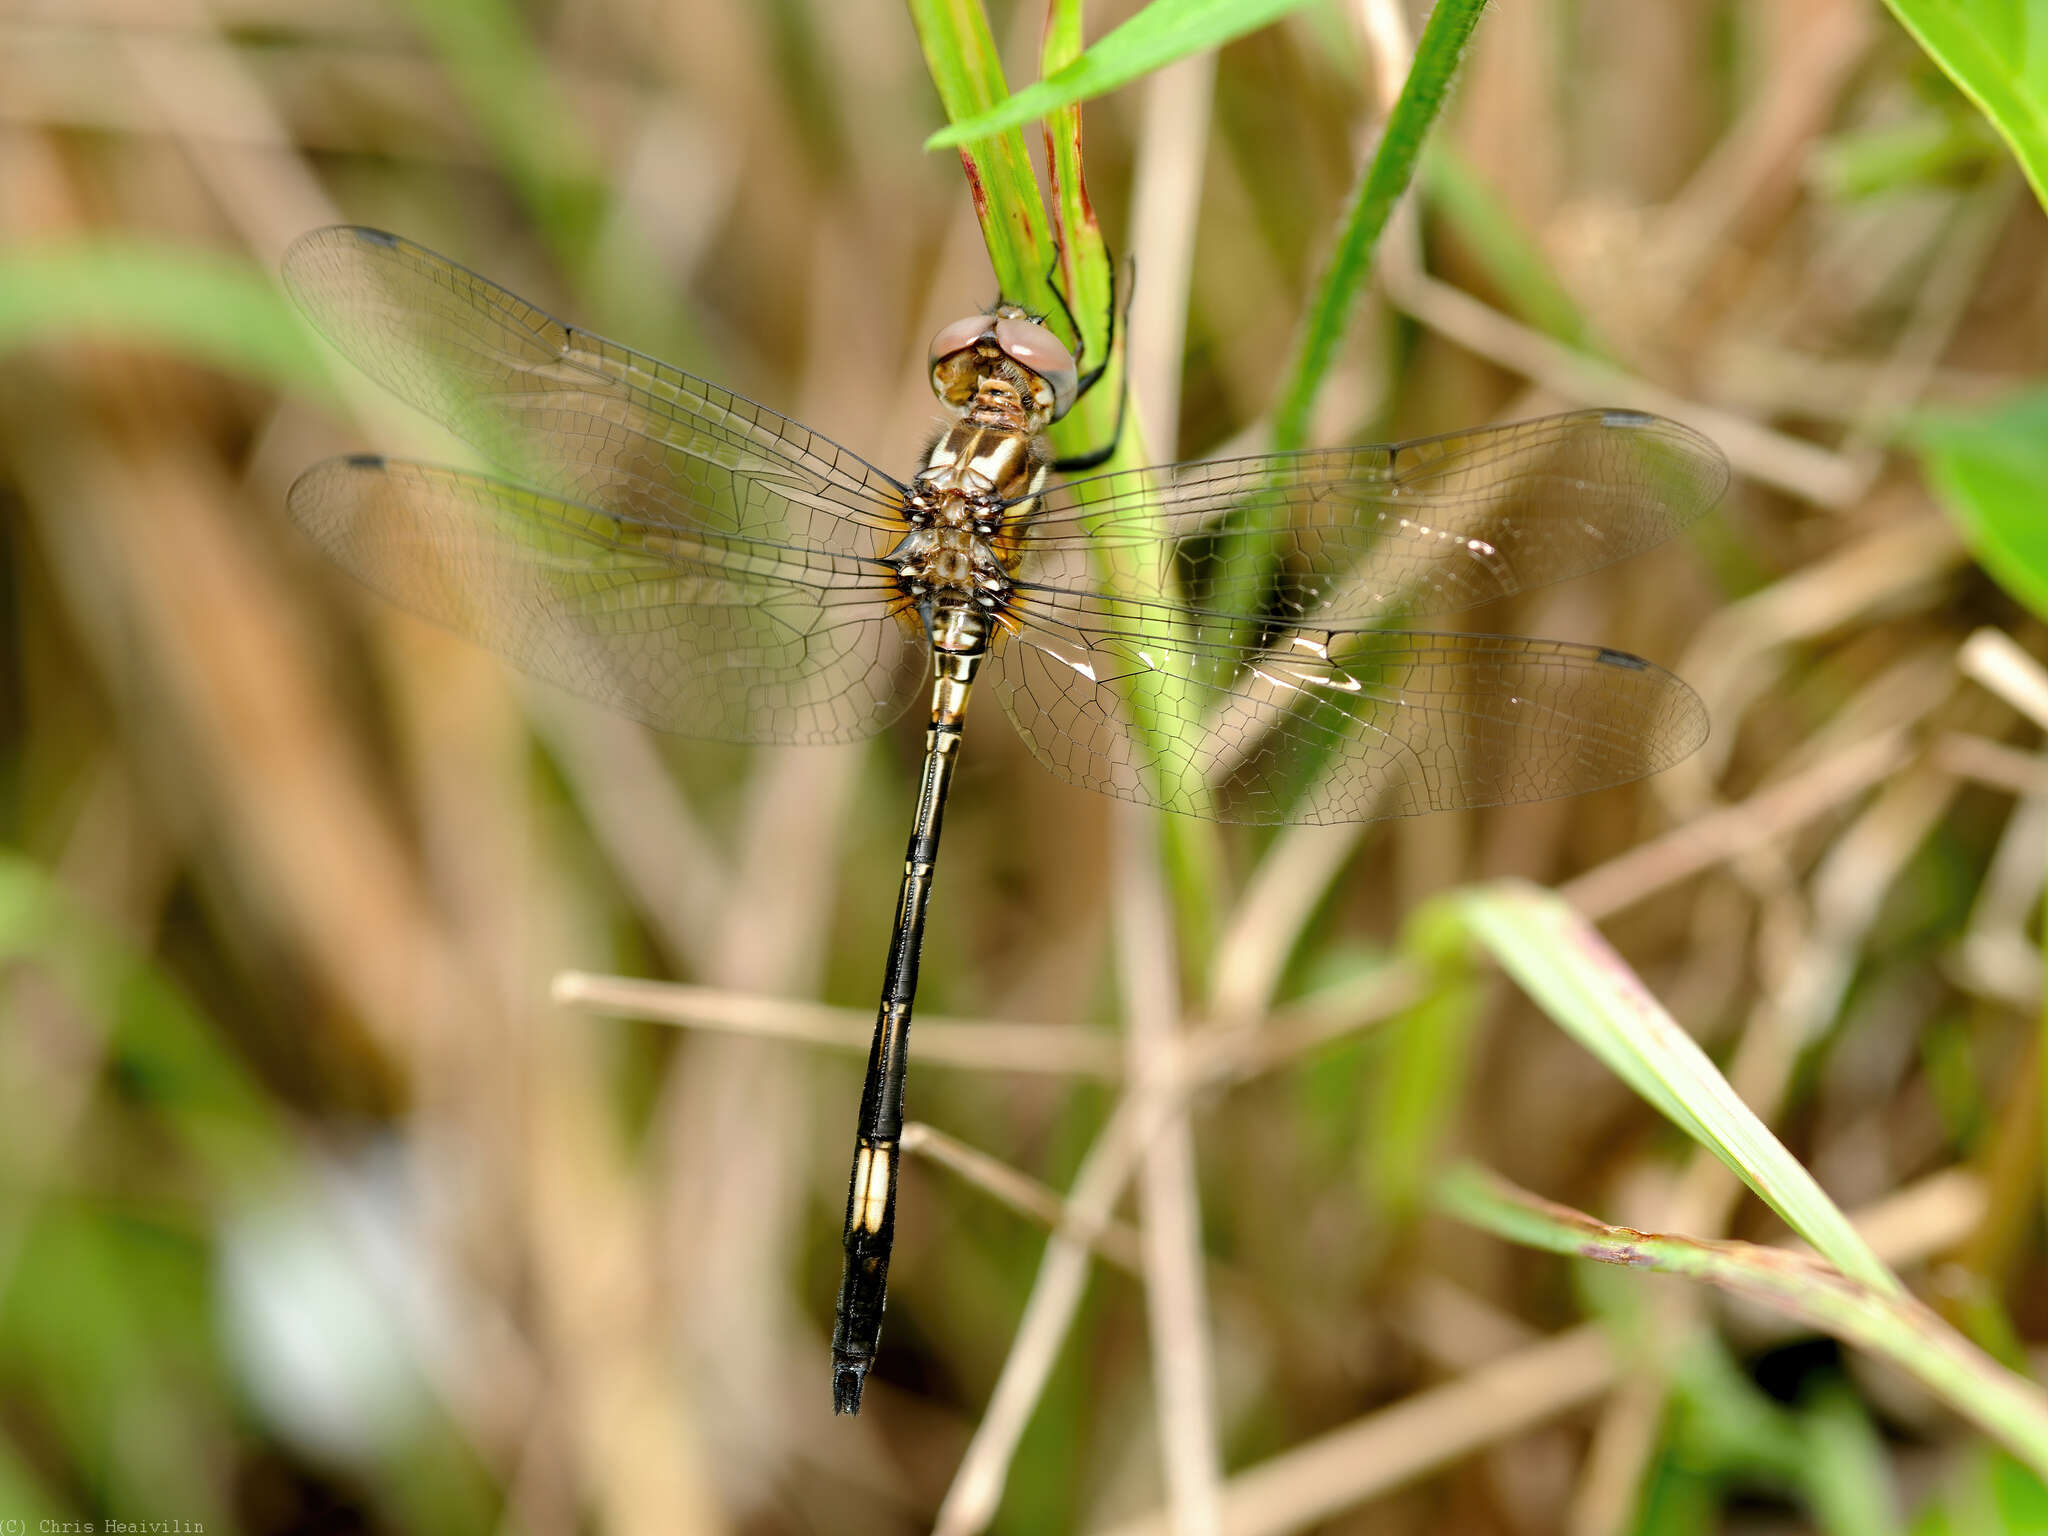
[833,1362,867,1415]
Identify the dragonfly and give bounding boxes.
[282,226,1728,1415]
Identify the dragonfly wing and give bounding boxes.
[292,456,925,743]
[993,593,1705,825]
[1016,411,1727,625]
[283,226,909,546]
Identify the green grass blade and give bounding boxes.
[909,0,1057,310]
[1039,0,1134,471]
[0,853,291,1186]
[1037,0,1226,934]
[401,0,607,252]
[916,0,1224,849]
[401,0,705,362]
[925,0,1320,149]
[1914,388,2048,624]
[1440,1163,2048,1484]
[1185,0,1485,813]
[1268,0,1486,451]
[1914,1450,2048,1534]
[1809,111,2004,200]
[0,1433,65,1530]
[1415,880,1899,1293]
[1878,0,2048,215]
[1359,937,1481,1227]
[1422,145,1599,353]
[1802,1381,1905,1536]
[0,241,332,396]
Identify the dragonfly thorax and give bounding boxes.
[889,525,1012,621]
[916,417,1047,508]
[928,303,1078,424]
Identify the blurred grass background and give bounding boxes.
[4,0,2048,1532]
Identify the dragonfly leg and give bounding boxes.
[1048,253,1134,472]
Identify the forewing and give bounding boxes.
[992,594,1705,825]
[1014,411,1727,625]
[291,456,925,743]
[283,226,908,547]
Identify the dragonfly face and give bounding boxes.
[927,303,1080,422]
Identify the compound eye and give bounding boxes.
[928,314,996,370]
[993,316,1079,418]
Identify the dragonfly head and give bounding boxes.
[928,304,1079,425]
